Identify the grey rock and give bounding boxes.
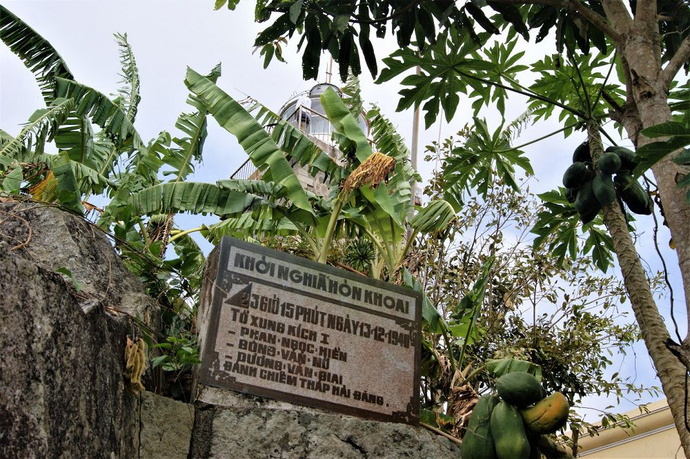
[189,390,460,459]
[140,391,195,459]
[0,200,156,458]
[0,201,158,326]
[0,241,139,458]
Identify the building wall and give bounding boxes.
[576,399,682,458]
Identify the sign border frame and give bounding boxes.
[198,237,422,424]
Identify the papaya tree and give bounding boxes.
[221,0,690,452]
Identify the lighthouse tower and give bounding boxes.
[230,82,368,196]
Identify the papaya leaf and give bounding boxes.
[633,136,690,178]
[377,28,489,128]
[442,117,531,201]
[583,226,615,273]
[641,121,690,138]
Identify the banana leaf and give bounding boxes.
[184,67,313,215]
[0,5,73,103]
[0,98,73,160]
[129,181,273,216]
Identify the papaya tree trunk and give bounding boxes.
[619,28,690,455]
[587,121,690,457]
[619,26,690,339]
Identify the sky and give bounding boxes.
[1,0,685,421]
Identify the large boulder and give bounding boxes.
[0,200,158,458]
[0,200,158,325]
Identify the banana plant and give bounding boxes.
[0,11,152,214]
[1,5,455,282]
[127,68,456,278]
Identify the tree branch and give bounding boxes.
[660,34,690,90]
[600,0,634,36]
[633,0,657,28]
[665,338,690,373]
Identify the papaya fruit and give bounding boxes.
[462,395,499,459]
[491,401,531,459]
[592,173,616,205]
[520,392,570,434]
[527,431,542,459]
[597,152,622,175]
[495,372,543,408]
[606,146,637,172]
[562,162,594,188]
[573,142,591,163]
[565,187,577,203]
[573,181,601,224]
[614,173,653,215]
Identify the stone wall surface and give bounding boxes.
[139,391,195,459]
[190,388,460,459]
[0,201,158,325]
[0,200,153,458]
[0,200,461,459]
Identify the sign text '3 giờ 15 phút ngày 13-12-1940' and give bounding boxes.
[198,237,422,424]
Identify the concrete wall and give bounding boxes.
[576,399,682,458]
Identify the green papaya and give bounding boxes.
[491,401,531,459]
[597,153,622,175]
[462,395,499,459]
[592,173,616,205]
[574,181,601,224]
[614,173,653,215]
[495,372,543,408]
[606,146,637,172]
[573,142,591,163]
[565,187,577,203]
[527,433,542,459]
[562,162,594,188]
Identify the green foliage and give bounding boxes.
[377,28,490,127]
[184,67,314,214]
[441,118,534,205]
[0,5,74,102]
[55,266,83,291]
[528,52,623,135]
[152,335,201,372]
[634,122,690,177]
[413,166,651,434]
[532,187,615,272]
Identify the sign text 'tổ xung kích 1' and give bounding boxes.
[198,237,422,424]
